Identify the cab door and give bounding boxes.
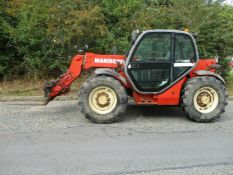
[126,32,172,93]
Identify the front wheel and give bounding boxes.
[78,75,128,124]
[181,76,227,122]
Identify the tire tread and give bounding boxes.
[181,76,227,122]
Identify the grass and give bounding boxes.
[0,72,233,97]
[0,79,44,96]
[0,73,89,96]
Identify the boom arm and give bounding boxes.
[43,52,125,105]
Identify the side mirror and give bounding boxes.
[132,30,140,45]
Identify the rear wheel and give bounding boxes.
[181,76,227,122]
[78,75,128,124]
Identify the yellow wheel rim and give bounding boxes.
[88,86,117,114]
[193,87,219,113]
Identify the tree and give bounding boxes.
[0,0,233,79]
[0,0,107,79]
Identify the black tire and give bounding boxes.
[78,75,128,124]
[181,76,228,122]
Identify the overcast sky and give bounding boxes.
[223,0,233,5]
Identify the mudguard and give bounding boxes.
[194,70,225,84]
[94,68,129,87]
[206,64,221,71]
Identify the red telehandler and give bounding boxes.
[44,30,228,124]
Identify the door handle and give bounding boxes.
[131,64,139,69]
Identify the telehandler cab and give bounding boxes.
[44,30,228,123]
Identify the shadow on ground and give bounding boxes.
[122,104,185,122]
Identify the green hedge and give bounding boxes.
[0,0,233,80]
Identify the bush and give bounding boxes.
[0,0,233,80]
[0,0,107,79]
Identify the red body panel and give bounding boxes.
[46,53,218,106]
[189,58,217,77]
[132,78,186,105]
[83,52,126,70]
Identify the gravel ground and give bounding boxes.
[0,100,233,175]
[0,100,233,135]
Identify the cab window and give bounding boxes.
[132,33,171,62]
[175,34,195,63]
